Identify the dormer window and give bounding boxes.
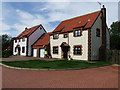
[63,34,68,38]
[96,28,100,37]
[74,30,82,37]
[53,34,59,39]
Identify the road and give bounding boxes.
[1,65,119,88]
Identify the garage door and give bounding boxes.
[33,49,37,57]
[40,49,44,58]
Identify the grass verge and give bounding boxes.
[0,60,112,69]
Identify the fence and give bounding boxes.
[106,49,120,64]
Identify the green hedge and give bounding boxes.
[2,49,12,58]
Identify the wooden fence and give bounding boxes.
[105,49,120,64]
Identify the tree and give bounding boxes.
[0,34,12,51]
[109,21,120,50]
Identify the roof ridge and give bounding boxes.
[62,10,101,22]
[26,24,41,30]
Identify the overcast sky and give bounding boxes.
[1,1,119,37]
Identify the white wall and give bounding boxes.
[28,26,46,56]
[69,31,88,60]
[50,34,68,59]
[13,38,27,56]
[50,30,88,60]
[90,14,102,60]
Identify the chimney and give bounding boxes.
[99,5,107,60]
[25,27,27,30]
[101,5,106,48]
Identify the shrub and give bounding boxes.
[2,49,12,58]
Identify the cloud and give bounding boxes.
[1,2,118,37]
[39,7,47,11]
[16,9,35,20]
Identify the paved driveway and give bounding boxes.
[1,65,119,88]
[1,56,56,61]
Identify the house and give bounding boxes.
[32,33,50,57]
[49,5,110,61]
[13,24,47,56]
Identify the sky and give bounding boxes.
[1,1,119,37]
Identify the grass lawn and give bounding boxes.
[1,60,112,69]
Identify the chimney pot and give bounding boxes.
[25,27,27,30]
[103,5,105,8]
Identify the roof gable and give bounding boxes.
[33,33,50,46]
[17,24,42,38]
[52,11,101,33]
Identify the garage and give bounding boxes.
[32,33,50,58]
[33,49,37,57]
[40,49,44,58]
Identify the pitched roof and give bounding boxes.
[17,25,42,38]
[33,33,50,46]
[52,11,101,33]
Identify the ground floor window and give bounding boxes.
[73,45,82,55]
[53,46,58,54]
[15,47,17,52]
[22,47,25,53]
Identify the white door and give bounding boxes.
[33,49,37,57]
[40,49,44,58]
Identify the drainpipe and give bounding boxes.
[67,31,70,60]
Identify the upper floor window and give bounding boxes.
[96,28,100,37]
[53,34,59,39]
[53,46,58,54]
[19,39,20,42]
[40,26,42,29]
[63,34,68,38]
[22,38,25,42]
[73,45,82,55]
[15,40,17,43]
[74,30,82,37]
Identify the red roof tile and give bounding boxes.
[33,33,50,46]
[17,25,41,38]
[52,11,100,33]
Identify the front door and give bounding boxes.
[18,47,21,55]
[62,47,69,59]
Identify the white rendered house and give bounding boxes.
[50,6,110,61]
[13,24,46,56]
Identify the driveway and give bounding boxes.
[1,65,119,88]
[1,56,56,61]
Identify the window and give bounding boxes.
[63,34,68,38]
[40,26,42,29]
[74,45,82,55]
[15,47,17,52]
[15,40,17,43]
[53,46,58,54]
[22,38,25,42]
[96,28,100,37]
[22,47,25,53]
[53,34,59,39]
[74,30,82,37]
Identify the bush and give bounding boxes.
[2,49,12,58]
